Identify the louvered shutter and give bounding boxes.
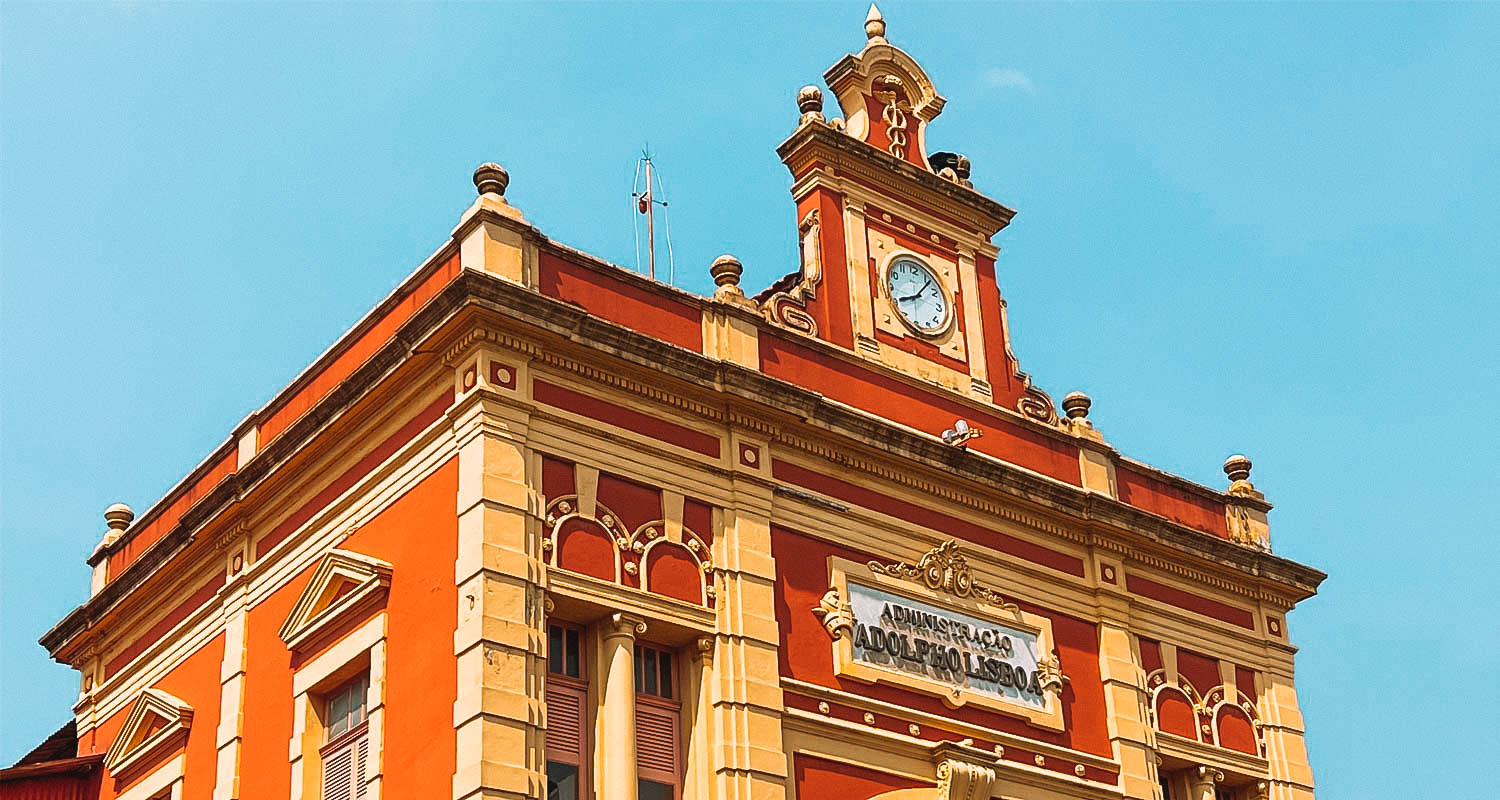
[354,735,369,799]
[635,702,679,778]
[546,683,586,765]
[322,741,355,800]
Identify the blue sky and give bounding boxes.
[2,2,1496,795]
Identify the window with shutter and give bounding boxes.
[546,623,588,800]
[319,672,370,800]
[635,644,681,799]
[320,731,366,800]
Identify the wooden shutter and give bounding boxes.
[322,741,355,800]
[355,736,369,799]
[321,731,367,800]
[546,682,586,765]
[635,701,679,778]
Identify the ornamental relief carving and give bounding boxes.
[1146,669,1266,756]
[935,757,996,800]
[812,585,854,641]
[542,494,716,603]
[867,539,1018,615]
[759,209,823,336]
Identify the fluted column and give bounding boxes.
[600,613,645,800]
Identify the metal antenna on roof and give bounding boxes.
[632,146,673,283]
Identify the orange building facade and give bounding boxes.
[7,9,1322,800]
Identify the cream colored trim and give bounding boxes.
[782,711,1121,800]
[547,568,715,633]
[103,688,193,775]
[292,613,386,696]
[845,203,877,342]
[955,246,987,385]
[289,612,387,800]
[1156,731,1269,779]
[115,753,185,800]
[246,387,454,608]
[528,371,725,463]
[81,419,453,733]
[779,677,1116,772]
[278,550,393,651]
[213,578,249,800]
[235,427,258,470]
[523,419,747,512]
[576,464,600,520]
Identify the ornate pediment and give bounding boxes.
[103,688,192,775]
[824,4,946,167]
[868,539,1014,612]
[278,549,392,651]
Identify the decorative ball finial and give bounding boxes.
[1224,454,1253,484]
[473,162,509,197]
[103,503,134,531]
[1062,392,1091,420]
[710,254,743,292]
[797,85,825,125]
[864,3,886,41]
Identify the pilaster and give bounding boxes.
[1259,670,1315,800]
[451,349,546,800]
[213,552,250,800]
[1097,617,1157,799]
[706,466,788,800]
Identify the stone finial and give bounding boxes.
[710,254,744,296]
[1224,454,1252,484]
[94,502,135,570]
[473,162,509,197]
[797,86,826,125]
[104,503,134,532]
[1061,391,1091,420]
[864,3,886,42]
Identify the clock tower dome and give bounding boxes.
[759,4,1056,423]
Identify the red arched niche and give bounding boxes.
[1155,687,1198,740]
[555,517,616,582]
[645,544,702,605]
[1215,705,1258,755]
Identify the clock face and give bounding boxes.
[886,257,949,333]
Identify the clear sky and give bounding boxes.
[2,1,1496,795]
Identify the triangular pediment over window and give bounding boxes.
[103,688,192,775]
[278,549,392,651]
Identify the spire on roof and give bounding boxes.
[865,3,886,43]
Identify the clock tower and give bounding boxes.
[760,4,1056,423]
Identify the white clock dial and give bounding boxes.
[886,257,949,333]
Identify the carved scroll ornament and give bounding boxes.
[760,209,822,336]
[811,585,854,640]
[867,539,1014,611]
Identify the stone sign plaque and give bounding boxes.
[819,550,1066,731]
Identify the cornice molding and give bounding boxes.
[776,123,1016,236]
[45,263,1323,660]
